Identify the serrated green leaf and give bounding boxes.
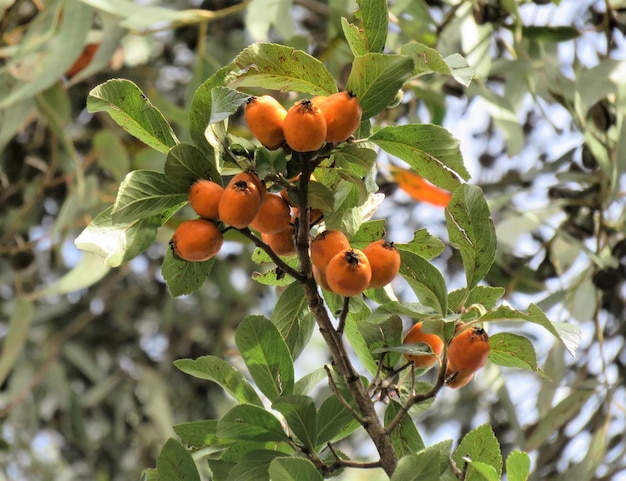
[445,184,496,289]
[268,458,323,481]
[506,450,530,481]
[230,43,338,95]
[453,424,502,481]
[316,395,360,446]
[235,316,294,401]
[0,297,33,386]
[225,450,289,481]
[174,355,262,406]
[358,315,403,366]
[385,401,425,457]
[488,333,539,372]
[370,124,468,191]
[217,404,289,443]
[272,396,317,451]
[210,86,249,124]
[355,0,388,53]
[464,460,500,481]
[308,181,336,211]
[341,18,368,56]
[74,206,164,267]
[399,251,447,315]
[156,438,200,481]
[395,228,445,260]
[87,79,178,153]
[164,143,222,191]
[270,283,315,360]
[161,247,214,297]
[389,447,441,481]
[350,219,387,244]
[346,53,414,119]
[400,42,452,77]
[111,170,187,223]
[448,286,505,312]
[333,145,378,177]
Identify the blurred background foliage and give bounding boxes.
[1,0,626,480]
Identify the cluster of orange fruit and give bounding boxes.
[402,321,490,389]
[310,229,401,297]
[244,91,362,152]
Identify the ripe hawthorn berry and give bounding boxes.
[170,219,223,262]
[261,224,296,257]
[325,248,372,297]
[244,95,287,150]
[310,229,350,273]
[250,193,292,234]
[362,239,401,288]
[446,323,490,379]
[402,321,444,368]
[188,179,224,220]
[317,91,362,143]
[218,172,263,229]
[283,99,327,152]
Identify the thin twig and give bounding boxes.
[324,365,366,424]
[327,443,383,470]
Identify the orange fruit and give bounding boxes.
[261,224,296,256]
[313,264,333,292]
[244,95,287,150]
[250,193,292,234]
[318,91,362,143]
[283,99,327,152]
[310,230,350,273]
[402,321,444,368]
[218,172,262,229]
[188,179,224,220]
[446,324,490,377]
[362,239,401,288]
[325,248,372,297]
[445,371,474,389]
[170,219,223,262]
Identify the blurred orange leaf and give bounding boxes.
[389,165,452,207]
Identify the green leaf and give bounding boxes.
[210,86,250,124]
[225,450,289,481]
[481,304,581,357]
[488,333,540,372]
[398,250,448,315]
[520,25,581,42]
[308,181,336,211]
[140,468,160,481]
[217,404,289,443]
[464,460,500,481]
[268,458,323,481]
[245,0,295,42]
[445,184,496,289]
[341,18,369,57]
[174,355,262,406]
[87,79,178,153]
[453,425,503,481]
[385,401,425,457]
[293,368,326,396]
[156,438,200,481]
[358,314,403,366]
[316,395,360,446]
[400,42,474,86]
[0,297,33,386]
[506,450,531,481]
[189,64,235,155]
[523,390,594,451]
[161,247,215,297]
[444,53,475,87]
[395,228,445,261]
[332,145,378,177]
[74,206,164,267]
[173,420,221,449]
[270,282,315,360]
[235,316,294,401]
[33,252,110,299]
[272,396,318,452]
[230,43,338,95]
[164,143,222,191]
[370,124,468,192]
[350,219,387,245]
[448,286,505,312]
[343,302,378,375]
[346,53,414,119]
[112,170,188,223]
[389,447,441,481]
[355,0,388,53]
